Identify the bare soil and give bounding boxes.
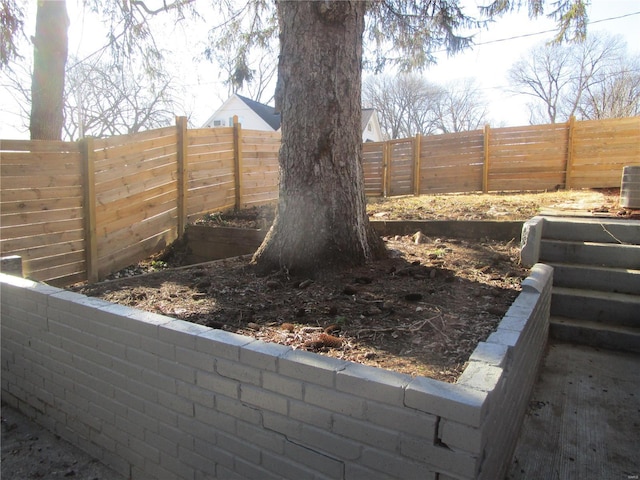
[71,189,626,383]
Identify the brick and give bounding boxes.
[158,357,196,384]
[404,377,488,427]
[283,440,345,478]
[125,345,158,371]
[113,386,144,412]
[344,462,396,480]
[365,400,438,439]
[175,345,215,372]
[468,341,510,368]
[215,394,263,425]
[456,363,504,393]
[236,420,285,454]
[262,371,303,400]
[95,335,127,358]
[259,451,317,480]
[129,436,160,464]
[215,358,261,385]
[160,319,211,349]
[236,455,285,480]
[178,447,216,477]
[299,423,362,460]
[194,403,236,434]
[240,384,288,415]
[101,302,172,334]
[179,415,216,445]
[158,390,194,417]
[196,370,239,399]
[486,329,519,348]
[160,454,195,480]
[336,362,412,406]
[278,349,348,388]
[145,428,179,457]
[144,459,183,480]
[332,413,399,451]
[307,382,365,417]
[212,465,245,480]
[289,399,332,429]
[240,340,290,371]
[180,381,215,409]
[216,430,262,464]
[262,411,302,439]
[360,447,436,479]
[144,399,179,427]
[438,419,484,453]
[140,335,175,360]
[400,437,480,478]
[196,329,254,360]
[143,369,177,393]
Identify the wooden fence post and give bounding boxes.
[565,115,576,190]
[176,116,188,238]
[383,140,391,197]
[483,124,491,193]
[413,134,422,195]
[233,115,243,209]
[80,137,98,283]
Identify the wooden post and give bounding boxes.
[382,140,391,197]
[482,124,491,193]
[80,137,98,283]
[565,115,576,190]
[176,116,188,238]
[413,134,422,195]
[232,115,243,209]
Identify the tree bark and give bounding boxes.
[252,1,386,275]
[30,0,68,140]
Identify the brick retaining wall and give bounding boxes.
[1,263,552,479]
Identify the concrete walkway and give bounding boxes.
[506,340,640,480]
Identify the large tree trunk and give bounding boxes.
[30,0,68,140]
[252,1,386,275]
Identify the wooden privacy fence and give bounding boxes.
[0,117,280,285]
[1,115,638,285]
[362,116,640,196]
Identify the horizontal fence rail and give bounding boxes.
[1,115,639,285]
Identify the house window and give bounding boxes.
[213,120,224,127]
[368,123,372,132]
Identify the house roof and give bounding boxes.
[236,94,281,130]
[362,108,375,131]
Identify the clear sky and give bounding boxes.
[1,0,639,139]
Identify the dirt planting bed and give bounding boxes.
[71,189,624,382]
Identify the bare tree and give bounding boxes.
[508,34,629,123]
[577,55,640,119]
[363,75,488,138]
[363,74,440,139]
[64,58,179,139]
[431,78,489,133]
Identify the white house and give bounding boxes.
[203,93,383,142]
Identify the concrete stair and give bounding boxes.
[523,216,640,353]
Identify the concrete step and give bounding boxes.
[551,287,640,327]
[548,262,640,295]
[549,316,640,353]
[541,216,640,245]
[540,239,640,269]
